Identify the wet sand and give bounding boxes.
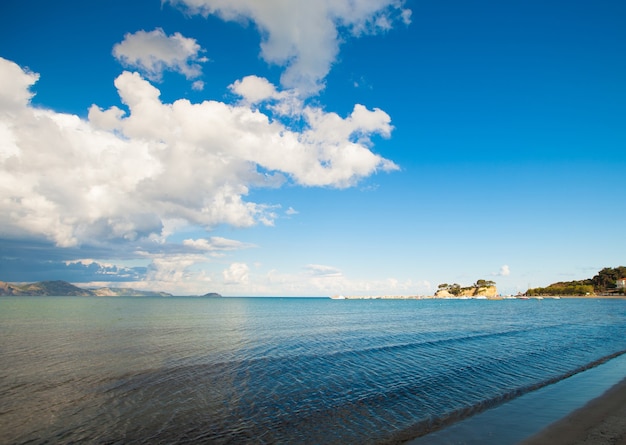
[520,377,626,445]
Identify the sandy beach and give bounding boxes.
[520,377,626,445]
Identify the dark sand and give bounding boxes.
[520,377,626,445]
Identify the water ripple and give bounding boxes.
[2,298,626,444]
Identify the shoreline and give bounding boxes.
[331,295,626,300]
[407,353,626,445]
[519,377,626,445]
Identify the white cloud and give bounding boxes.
[145,252,209,282]
[230,75,281,104]
[113,28,208,81]
[192,80,205,91]
[223,262,249,284]
[64,259,144,279]
[0,58,395,248]
[183,236,256,251]
[491,265,511,277]
[168,0,411,95]
[0,59,39,109]
[60,250,215,294]
[249,267,426,297]
[65,258,110,268]
[305,264,343,278]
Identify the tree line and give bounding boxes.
[526,266,626,296]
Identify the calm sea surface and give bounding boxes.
[1,297,626,444]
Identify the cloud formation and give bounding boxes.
[167,0,411,95]
[183,237,256,252]
[305,264,343,278]
[113,28,208,82]
[223,262,249,285]
[64,259,146,280]
[0,1,408,294]
[0,57,396,250]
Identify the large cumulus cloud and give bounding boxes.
[0,57,396,249]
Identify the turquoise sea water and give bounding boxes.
[1,297,626,444]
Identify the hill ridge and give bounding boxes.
[0,280,221,298]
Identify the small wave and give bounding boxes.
[389,349,626,444]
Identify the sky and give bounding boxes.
[0,0,625,296]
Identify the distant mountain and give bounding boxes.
[0,280,94,296]
[0,280,219,297]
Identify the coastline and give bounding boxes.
[519,377,626,445]
[407,353,626,445]
[330,295,626,300]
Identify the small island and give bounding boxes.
[435,279,497,298]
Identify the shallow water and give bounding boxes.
[1,297,626,444]
[409,351,626,444]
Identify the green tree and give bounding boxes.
[449,283,461,296]
[591,266,626,292]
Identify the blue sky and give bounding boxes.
[1,0,624,296]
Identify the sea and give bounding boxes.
[1,296,626,445]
